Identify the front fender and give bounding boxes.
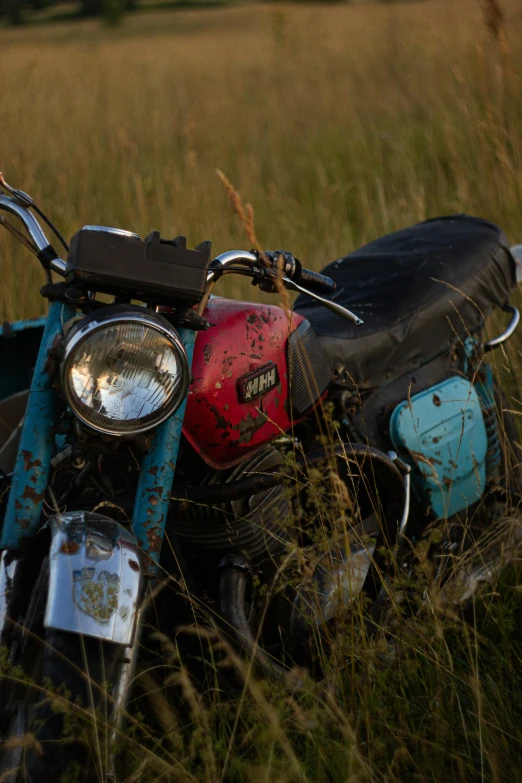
[44,511,143,646]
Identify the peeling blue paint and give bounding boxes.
[131,328,195,575]
[0,303,76,549]
[0,316,47,337]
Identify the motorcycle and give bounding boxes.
[0,174,521,781]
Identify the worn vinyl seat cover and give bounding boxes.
[294,215,516,390]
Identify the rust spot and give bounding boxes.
[432,394,441,407]
[203,342,214,365]
[21,486,45,504]
[14,499,22,511]
[148,466,159,477]
[60,541,80,555]
[230,410,267,444]
[149,495,158,507]
[22,450,42,472]
[209,404,231,435]
[432,437,439,444]
[128,559,140,571]
[410,451,441,468]
[146,485,163,496]
[145,527,162,554]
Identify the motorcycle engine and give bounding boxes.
[171,447,290,567]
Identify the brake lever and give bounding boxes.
[282,276,363,326]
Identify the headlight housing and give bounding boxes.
[61,306,190,435]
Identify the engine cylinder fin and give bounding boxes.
[171,447,290,564]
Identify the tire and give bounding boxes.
[24,629,122,783]
[0,557,123,783]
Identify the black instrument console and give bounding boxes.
[66,227,211,305]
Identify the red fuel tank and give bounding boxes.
[183,298,312,469]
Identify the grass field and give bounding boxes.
[1,0,522,321]
[2,1,522,781]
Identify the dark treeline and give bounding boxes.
[0,0,137,25]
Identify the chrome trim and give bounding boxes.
[207,250,363,325]
[387,450,411,545]
[81,225,141,240]
[0,195,51,254]
[290,541,375,633]
[61,308,190,436]
[0,549,22,642]
[511,245,522,285]
[107,600,146,780]
[0,702,26,783]
[282,275,363,325]
[207,250,257,282]
[44,512,143,645]
[484,304,520,352]
[0,195,67,276]
[49,256,67,275]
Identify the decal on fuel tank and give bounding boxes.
[238,362,279,402]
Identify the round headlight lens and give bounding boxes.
[62,311,189,435]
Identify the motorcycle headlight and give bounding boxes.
[61,306,190,436]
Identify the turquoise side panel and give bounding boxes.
[389,376,488,519]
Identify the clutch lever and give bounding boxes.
[282,276,363,326]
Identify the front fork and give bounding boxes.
[0,302,195,707]
[130,326,195,576]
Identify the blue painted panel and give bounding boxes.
[390,376,488,519]
[0,317,47,337]
[0,303,76,549]
[131,327,196,576]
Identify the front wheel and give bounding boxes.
[24,629,123,783]
[0,556,123,783]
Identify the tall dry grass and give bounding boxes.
[1,3,522,782]
[0,0,522,321]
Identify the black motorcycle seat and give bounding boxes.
[294,215,516,390]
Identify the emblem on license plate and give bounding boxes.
[73,567,120,623]
[238,362,279,402]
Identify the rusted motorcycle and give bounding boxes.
[0,173,521,781]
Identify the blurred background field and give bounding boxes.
[1,0,522,323]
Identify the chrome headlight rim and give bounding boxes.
[61,305,190,437]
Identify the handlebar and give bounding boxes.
[296,266,336,296]
[209,250,363,325]
[0,195,67,276]
[0,194,362,326]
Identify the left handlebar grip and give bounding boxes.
[296,266,336,295]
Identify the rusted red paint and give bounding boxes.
[183,298,307,469]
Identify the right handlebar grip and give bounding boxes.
[296,266,337,295]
